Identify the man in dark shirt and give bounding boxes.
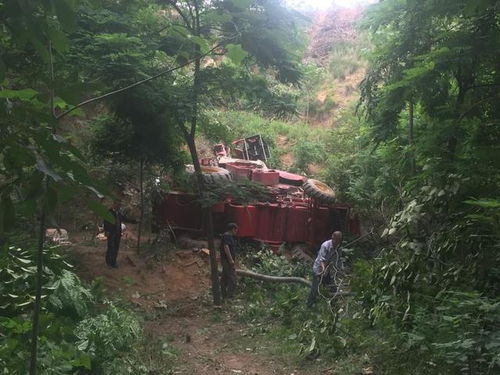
[220,223,238,299]
[103,199,137,268]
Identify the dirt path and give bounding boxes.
[144,299,306,375]
[70,239,329,375]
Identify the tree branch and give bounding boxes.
[189,0,201,139]
[236,268,312,287]
[458,90,500,122]
[48,41,56,120]
[176,121,191,141]
[186,0,196,29]
[56,43,225,120]
[163,0,194,31]
[233,268,356,297]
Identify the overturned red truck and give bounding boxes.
[155,135,360,252]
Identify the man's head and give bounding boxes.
[111,198,122,209]
[331,231,343,244]
[227,222,238,235]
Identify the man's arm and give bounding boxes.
[317,243,328,274]
[103,220,112,233]
[119,212,138,224]
[103,210,115,233]
[332,243,341,269]
[224,244,235,267]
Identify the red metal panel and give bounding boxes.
[255,203,287,242]
[285,205,310,243]
[227,204,258,237]
[311,206,331,244]
[252,169,279,185]
[159,192,203,230]
[212,202,226,213]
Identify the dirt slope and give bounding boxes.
[71,243,210,310]
[305,6,366,128]
[306,7,363,65]
[69,238,329,374]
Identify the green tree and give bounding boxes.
[156,0,302,304]
[0,1,118,373]
[348,1,500,373]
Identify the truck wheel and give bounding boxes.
[303,179,336,204]
[186,165,232,184]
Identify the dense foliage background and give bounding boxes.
[1,0,499,373]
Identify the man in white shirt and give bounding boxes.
[307,231,343,307]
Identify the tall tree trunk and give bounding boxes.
[181,0,221,305]
[408,99,415,174]
[183,133,222,305]
[137,157,144,254]
[29,208,45,375]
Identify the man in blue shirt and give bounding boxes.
[307,231,343,307]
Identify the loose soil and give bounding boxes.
[69,236,331,375]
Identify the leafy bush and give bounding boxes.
[291,140,325,176]
[76,302,144,374]
[49,270,94,319]
[0,245,73,317]
[409,292,500,374]
[0,244,173,374]
[350,176,500,374]
[0,245,94,373]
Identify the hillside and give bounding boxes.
[302,6,367,127]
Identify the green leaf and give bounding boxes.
[390,275,396,286]
[77,339,89,351]
[15,258,32,265]
[172,24,189,37]
[72,353,91,369]
[226,44,248,65]
[48,29,70,53]
[87,200,114,223]
[189,35,210,53]
[464,199,500,209]
[0,88,38,100]
[307,336,316,353]
[16,300,33,307]
[53,97,69,109]
[35,157,62,182]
